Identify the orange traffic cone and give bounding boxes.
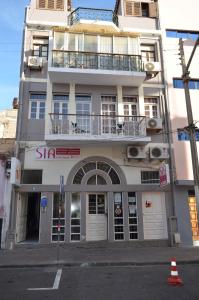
[167,257,183,286]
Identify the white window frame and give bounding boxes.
[29,94,46,120]
[123,96,139,117]
[144,97,160,118]
[52,95,69,120]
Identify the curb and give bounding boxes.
[1,260,199,269]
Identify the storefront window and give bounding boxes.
[128,192,138,240]
[114,192,124,240]
[71,193,81,241]
[52,193,65,242]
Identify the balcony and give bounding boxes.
[49,51,145,86]
[69,7,119,33]
[46,114,151,144]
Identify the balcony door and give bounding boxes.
[76,95,91,134]
[101,96,117,134]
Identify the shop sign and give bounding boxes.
[159,163,170,188]
[36,147,80,160]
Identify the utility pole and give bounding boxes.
[179,37,199,211]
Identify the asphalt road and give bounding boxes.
[0,264,198,300]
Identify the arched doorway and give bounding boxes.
[67,157,126,242]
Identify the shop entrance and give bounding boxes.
[86,193,107,241]
[16,193,40,243]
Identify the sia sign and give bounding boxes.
[159,163,170,187]
[36,147,80,160]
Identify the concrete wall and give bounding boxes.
[27,0,70,26]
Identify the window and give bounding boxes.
[125,1,158,18]
[88,194,106,215]
[141,171,160,184]
[75,95,91,134]
[38,0,64,10]
[52,193,65,242]
[84,35,97,52]
[173,78,199,90]
[71,193,81,241]
[101,96,117,134]
[114,193,124,240]
[87,175,107,185]
[33,37,49,58]
[29,94,46,119]
[114,37,128,54]
[128,192,138,240]
[73,161,120,185]
[144,97,159,118]
[166,30,199,40]
[53,95,68,119]
[141,44,156,62]
[21,170,42,184]
[178,129,199,141]
[123,96,138,120]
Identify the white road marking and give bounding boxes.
[28,268,62,291]
[53,268,62,289]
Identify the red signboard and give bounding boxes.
[36,147,80,160]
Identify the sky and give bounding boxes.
[0,0,116,111]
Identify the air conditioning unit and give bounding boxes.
[144,62,161,72]
[127,146,146,159]
[146,118,163,130]
[28,56,43,69]
[150,146,169,159]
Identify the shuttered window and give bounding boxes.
[48,0,55,9]
[56,0,64,9]
[38,0,46,8]
[125,1,158,18]
[38,0,64,10]
[149,2,158,18]
[125,1,141,16]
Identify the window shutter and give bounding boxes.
[125,1,133,16]
[48,0,55,9]
[38,0,46,9]
[133,2,141,16]
[149,2,158,18]
[56,0,64,10]
[125,2,142,16]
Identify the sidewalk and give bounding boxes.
[0,242,199,268]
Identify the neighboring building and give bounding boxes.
[158,0,199,246]
[0,102,18,248]
[9,0,198,248]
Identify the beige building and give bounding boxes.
[9,0,199,248]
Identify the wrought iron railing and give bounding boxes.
[69,7,119,27]
[52,51,143,72]
[49,114,147,137]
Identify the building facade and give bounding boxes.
[158,0,199,246]
[9,0,198,247]
[0,105,18,248]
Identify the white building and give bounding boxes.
[159,0,199,246]
[8,0,199,248]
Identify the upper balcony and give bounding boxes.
[69,7,119,33]
[45,114,151,145]
[49,51,145,86]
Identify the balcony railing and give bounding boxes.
[69,7,119,27]
[52,51,143,72]
[49,114,147,137]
